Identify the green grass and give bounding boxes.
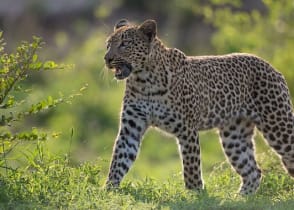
[1,150,294,210]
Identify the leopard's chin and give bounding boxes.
[113,63,132,80]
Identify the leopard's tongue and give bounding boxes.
[111,67,122,74]
[116,67,122,75]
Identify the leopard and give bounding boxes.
[103,19,294,195]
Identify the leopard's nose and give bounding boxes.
[104,53,114,65]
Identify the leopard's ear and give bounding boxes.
[138,19,157,42]
[114,19,130,31]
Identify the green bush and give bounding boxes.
[0,34,83,171]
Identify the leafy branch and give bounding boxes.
[0,33,85,168]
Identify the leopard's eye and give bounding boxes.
[119,41,127,48]
[119,40,131,49]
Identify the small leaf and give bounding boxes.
[32,54,38,62]
[52,132,61,138]
[29,62,43,70]
[43,61,58,69]
[79,84,88,92]
[47,96,53,106]
[0,141,11,153]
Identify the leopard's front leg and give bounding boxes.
[177,129,203,191]
[106,104,148,189]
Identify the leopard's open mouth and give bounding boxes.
[111,63,132,80]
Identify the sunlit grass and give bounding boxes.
[1,150,293,210]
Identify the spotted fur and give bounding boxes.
[104,19,294,194]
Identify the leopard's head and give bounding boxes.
[104,19,157,80]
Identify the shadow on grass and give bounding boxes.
[118,178,294,210]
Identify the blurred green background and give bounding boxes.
[1,0,293,181]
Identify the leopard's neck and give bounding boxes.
[125,38,182,99]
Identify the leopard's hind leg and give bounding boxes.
[253,72,294,177]
[219,117,262,195]
[256,106,294,177]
